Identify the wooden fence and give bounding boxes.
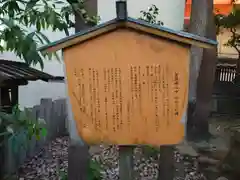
[2,98,68,175]
[213,63,240,116]
[211,95,240,116]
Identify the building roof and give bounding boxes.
[0,60,64,86]
[39,17,218,54]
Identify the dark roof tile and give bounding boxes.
[0,60,64,84]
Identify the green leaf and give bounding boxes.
[26,0,39,10]
[41,128,47,137]
[12,104,21,121]
[27,127,34,140]
[0,112,14,124]
[36,32,61,61]
[35,31,50,43]
[0,17,15,28]
[139,4,163,26]
[49,11,56,25]
[0,0,80,68]
[88,160,102,179]
[23,16,29,26]
[11,135,19,154]
[54,0,65,4]
[36,134,40,140]
[36,19,41,31]
[40,18,46,29]
[0,131,10,137]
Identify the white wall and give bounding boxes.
[98,0,186,31]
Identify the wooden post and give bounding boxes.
[68,142,89,180]
[119,146,134,180]
[66,80,90,180]
[63,55,90,180]
[11,86,18,107]
[157,146,175,180]
[116,2,135,179]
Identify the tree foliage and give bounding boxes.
[0,0,98,68]
[215,6,240,56]
[214,1,240,82]
[139,4,164,26]
[0,105,47,149]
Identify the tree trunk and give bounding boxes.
[193,10,217,140]
[187,0,215,141]
[74,12,88,33]
[74,0,97,32]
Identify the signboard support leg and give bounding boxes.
[65,89,89,180]
[157,145,175,180]
[119,145,134,180]
[68,143,89,180]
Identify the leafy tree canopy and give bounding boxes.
[0,0,98,69]
[139,4,163,26]
[215,2,240,56]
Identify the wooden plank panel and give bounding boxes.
[64,29,188,146]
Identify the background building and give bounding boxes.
[185,0,239,59]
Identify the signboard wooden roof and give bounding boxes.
[39,2,217,146]
[39,16,217,54]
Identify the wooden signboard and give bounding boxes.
[64,30,189,146]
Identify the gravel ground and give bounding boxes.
[17,136,206,180]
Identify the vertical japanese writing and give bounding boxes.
[80,68,86,113]
[73,68,87,128]
[162,67,166,118]
[165,66,170,126]
[71,62,185,143]
[130,66,134,106]
[115,68,120,130]
[73,68,85,112]
[92,68,98,130]
[127,100,131,131]
[138,66,142,113]
[88,68,94,125]
[146,65,150,98]
[110,68,116,132]
[95,70,101,130]
[174,72,180,117]
[118,68,123,130]
[133,66,138,101]
[154,65,160,131]
[150,65,154,102]
[103,68,109,130]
